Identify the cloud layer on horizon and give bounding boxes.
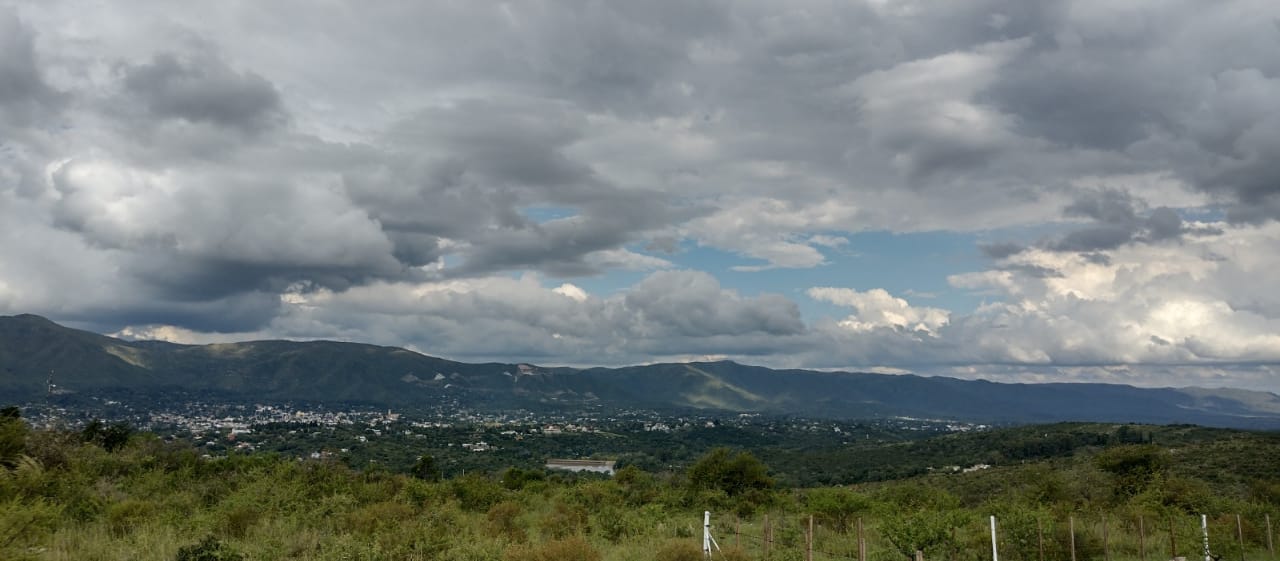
[2,1,1279,391]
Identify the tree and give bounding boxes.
[807,487,872,532]
[0,407,27,468]
[411,454,442,481]
[879,508,964,560]
[82,419,134,452]
[1094,444,1169,498]
[686,447,774,497]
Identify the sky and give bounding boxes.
[2,1,1280,392]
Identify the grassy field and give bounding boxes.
[2,415,1278,561]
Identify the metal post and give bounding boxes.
[704,511,712,559]
[1204,514,1213,561]
[992,515,1000,561]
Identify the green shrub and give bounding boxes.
[452,473,507,511]
[344,500,415,536]
[503,536,601,561]
[488,500,527,542]
[654,539,704,561]
[106,498,156,536]
[539,501,588,539]
[175,535,244,561]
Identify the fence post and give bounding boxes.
[1267,513,1274,559]
[991,515,1000,561]
[917,550,925,561]
[808,515,814,561]
[1237,515,1245,561]
[1139,514,1147,561]
[704,511,712,559]
[954,526,960,561]
[1172,516,1179,560]
[765,514,771,560]
[1070,515,1077,561]
[1104,513,1111,561]
[1038,518,1045,561]
[735,515,740,548]
[1203,514,1212,561]
[859,517,867,561]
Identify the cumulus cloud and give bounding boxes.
[3,1,1280,391]
[120,53,285,132]
[808,287,950,334]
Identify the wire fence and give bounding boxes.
[703,512,1278,561]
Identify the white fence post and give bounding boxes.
[1202,514,1212,561]
[991,515,1000,561]
[704,511,712,558]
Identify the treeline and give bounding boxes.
[1,408,1278,561]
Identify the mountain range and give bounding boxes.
[3,314,1280,428]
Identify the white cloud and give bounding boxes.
[808,287,950,334]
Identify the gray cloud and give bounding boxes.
[120,53,284,132]
[2,0,1280,391]
[1045,189,1191,253]
[0,10,62,129]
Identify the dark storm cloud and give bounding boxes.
[120,53,285,132]
[72,291,283,334]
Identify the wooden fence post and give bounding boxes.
[1139,514,1147,561]
[1237,514,1245,561]
[764,514,771,560]
[735,516,740,548]
[917,550,925,561]
[1104,513,1111,561]
[1266,513,1274,559]
[1070,515,1077,561]
[1171,516,1179,560]
[1038,518,1045,561]
[954,526,960,561]
[859,517,867,561]
[808,515,814,561]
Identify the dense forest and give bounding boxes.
[2,406,1278,561]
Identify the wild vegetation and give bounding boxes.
[1,406,1278,561]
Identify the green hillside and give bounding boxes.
[4,314,1280,428]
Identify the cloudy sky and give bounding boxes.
[3,1,1280,391]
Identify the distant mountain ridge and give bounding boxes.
[3,314,1280,428]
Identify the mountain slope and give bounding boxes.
[3,314,1280,428]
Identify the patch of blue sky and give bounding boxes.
[519,205,578,223]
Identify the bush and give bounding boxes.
[655,539,704,561]
[175,536,244,561]
[503,536,601,561]
[106,499,156,536]
[540,501,588,539]
[487,500,527,542]
[344,500,415,536]
[452,473,508,511]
